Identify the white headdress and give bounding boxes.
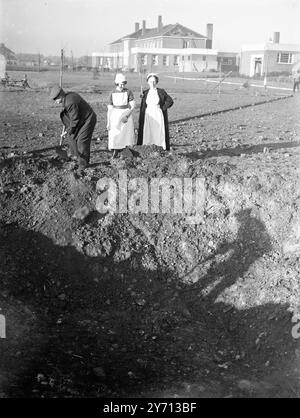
[115,73,127,84]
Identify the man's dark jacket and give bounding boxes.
[59,92,96,166]
[137,88,174,150]
[60,92,96,137]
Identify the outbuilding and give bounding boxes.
[240,32,300,77]
[0,54,6,79]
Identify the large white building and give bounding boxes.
[92,16,218,73]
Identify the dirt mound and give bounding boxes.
[1,147,300,397]
[1,87,300,397]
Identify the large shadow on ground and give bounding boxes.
[0,210,299,398]
[197,208,271,302]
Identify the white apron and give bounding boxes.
[108,91,135,150]
[143,89,166,150]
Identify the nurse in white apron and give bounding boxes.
[137,73,174,150]
[107,73,136,159]
[143,75,166,149]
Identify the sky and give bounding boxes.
[1,0,299,57]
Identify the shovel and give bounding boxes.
[55,126,69,160]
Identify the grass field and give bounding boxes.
[1,70,292,143]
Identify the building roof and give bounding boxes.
[218,51,239,56]
[241,42,300,52]
[16,53,42,62]
[110,23,207,44]
[0,43,17,60]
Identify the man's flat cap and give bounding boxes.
[50,84,63,100]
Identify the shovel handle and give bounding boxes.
[60,126,67,146]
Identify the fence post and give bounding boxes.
[60,49,64,88]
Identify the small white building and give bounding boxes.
[0,54,6,78]
[240,32,300,77]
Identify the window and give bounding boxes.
[173,55,179,66]
[163,56,169,66]
[277,52,293,64]
[188,56,191,61]
[140,55,147,65]
[152,55,158,65]
[202,55,206,61]
[222,58,233,65]
[183,40,189,48]
[182,56,185,61]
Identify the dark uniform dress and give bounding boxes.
[138,88,173,151]
[60,92,97,168]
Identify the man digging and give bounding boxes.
[50,84,97,171]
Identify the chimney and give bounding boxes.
[273,32,280,43]
[142,20,146,36]
[135,22,140,32]
[206,23,213,49]
[158,15,163,32]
